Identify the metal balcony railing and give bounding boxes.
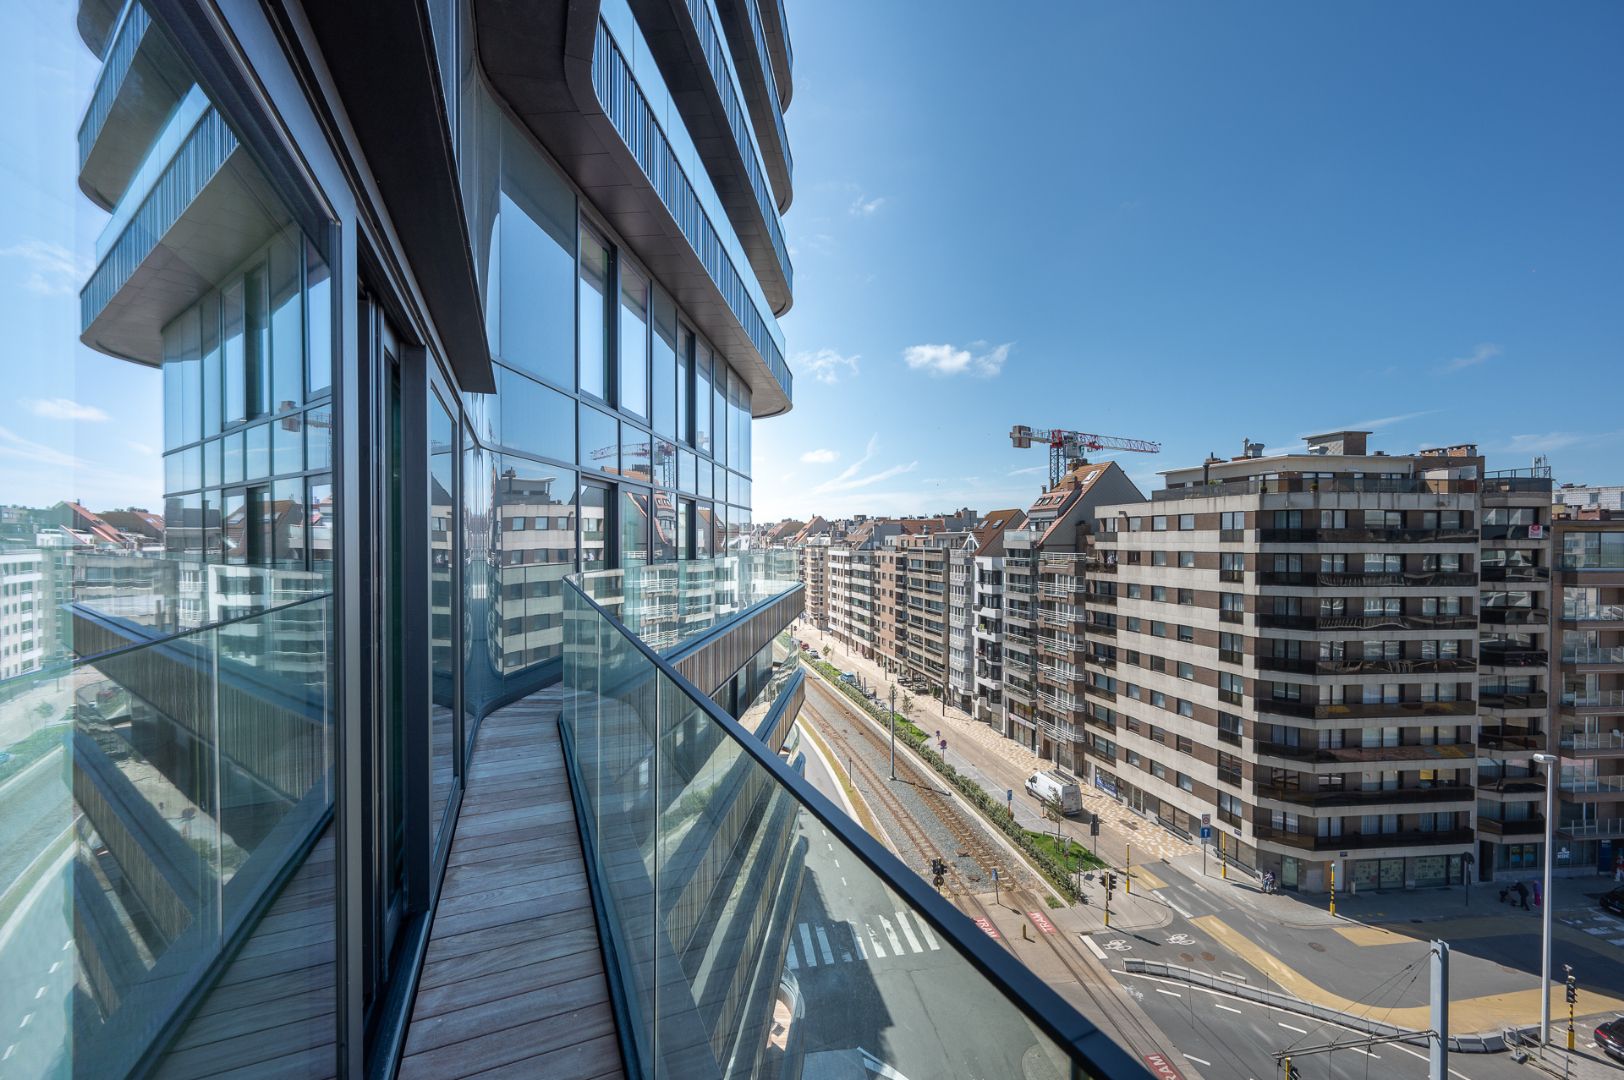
[1564,690,1624,709]
[1564,645,1624,664]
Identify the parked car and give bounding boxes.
[1595,1016,1624,1063]
[1025,770,1083,816]
[1601,887,1624,917]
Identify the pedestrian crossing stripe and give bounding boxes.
[784,912,943,969]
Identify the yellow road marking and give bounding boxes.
[1193,914,1624,1031]
[1333,925,1403,947]
[1129,865,1168,891]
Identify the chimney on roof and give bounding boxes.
[1242,438,1264,459]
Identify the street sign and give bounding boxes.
[939,738,947,752]
[991,867,1000,881]
[1200,812,1211,826]
[1006,788,1013,803]
[1558,847,1571,861]
[1199,825,1212,840]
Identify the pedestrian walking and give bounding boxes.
[1515,881,1530,910]
[1533,880,1542,909]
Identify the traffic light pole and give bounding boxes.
[1125,844,1131,895]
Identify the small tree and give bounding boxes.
[901,692,915,722]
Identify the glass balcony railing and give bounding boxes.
[560,577,1140,1080]
[0,593,334,1079]
[575,552,800,656]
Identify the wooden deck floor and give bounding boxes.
[400,691,624,1079]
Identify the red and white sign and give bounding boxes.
[973,916,1000,940]
[1142,1052,1184,1080]
[1027,910,1057,935]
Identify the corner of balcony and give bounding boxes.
[77,2,192,212]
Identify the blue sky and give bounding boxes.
[761,1,1624,522]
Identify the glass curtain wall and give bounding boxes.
[0,4,338,1074]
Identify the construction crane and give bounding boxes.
[1009,424,1161,489]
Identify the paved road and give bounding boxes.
[0,747,70,888]
[0,848,74,1080]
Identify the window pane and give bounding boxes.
[306,237,332,395]
[273,413,303,475]
[580,482,610,570]
[269,230,302,412]
[579,404,618,474]
[695,342,712,454]
[578,227,610,398]
[621,488,650,566]
[498,366,575,463]
[652,288,677,437]
[618,262,649,418]
[498,122,576,387]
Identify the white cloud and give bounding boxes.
[1006,465,1045,477]
[800,448,839,464]
[126,440,157,456]
[30,397,110,422]
[902,341,1011,378]
[0,425,87,470]
[1502,431,1623,455]
[849,194,886,217]
[1443,342,1501,372]
[811,434,920,495]
[795,348,860,385]
[0,240,91,296]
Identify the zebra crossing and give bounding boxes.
[786,911,942,970]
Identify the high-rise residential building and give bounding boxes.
[947,509,1024,725]
[1001,463,1146,758]
[1551,506,1624,874]
[1052,432,1603,893]
[0,3,1129,1077]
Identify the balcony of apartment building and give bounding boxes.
[1476,808,1548,839]
[1563,642,1624,671]
[1257,569,1478,589]
[1253,779,1477,813]
[1560,601,1624,627]
[1252,824,1476,854]
[1252,738,1478,771]
[1479,643,1549,673]
[1257,611,1477,632]
[1002,600,1033,627]
[1561,688,1624,714]
[1258,525,1479,546]
[1560,727,1624,759]
[1255,653,1477,677]
[1255,696,1476,722]
[1560,818,1624,841]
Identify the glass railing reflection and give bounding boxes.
[561,578,1139,1080]
[577,552,800,657]
[0,593,335,1079]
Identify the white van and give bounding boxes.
[1025,771,1082,816]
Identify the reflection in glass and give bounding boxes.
[499,116,576,388]
[494,457,575,673]
[581,482,611,571]
[580,404,618,475]
[621,488,650,568]
[430,393,458,837]
[619,261,649,419]
[578,227,611,399]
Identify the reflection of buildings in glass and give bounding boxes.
[0,550,46,680]
[495,465,574,673]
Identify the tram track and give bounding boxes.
[799,676,1028,893]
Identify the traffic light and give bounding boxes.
[1105,871,1117,893]
[1090,812,1100,837]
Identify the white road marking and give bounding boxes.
[879,915,905,955]
[833,858,840,868]
[1215,1003,1242,1014]
[848,921,869,960]
[1158,891,1193,919]
[1277,1022,1306,1034]
[799,923,817,967]
[1347,1046,1379,1059]
[1220,971,1248,982]
[913,912,940,950]
[841,876,848,887]
[1156,988,1182,998]
[895,910,923,953]
[815,926,835,965]
[47,962,59,974]
[33,987,44,1000]
[1185,1055,1212,1066]
[786,943,799,970]
[18,1014,32,1030]
[866,921,888,958]
[2,1046,13,1062]
[1083,936,1108,960]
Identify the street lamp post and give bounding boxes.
[1533,751,1559,1047]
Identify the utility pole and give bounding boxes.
[1430,940,1448,1080]
[1565,964,1577,1051]
[1329,861,1337,917]
[1220,831,1228,879]
[888,684,897,780]
[1533,751,1558,1046]
[1125,844,1131,894]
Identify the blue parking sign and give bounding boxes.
[1200,825,1212,840]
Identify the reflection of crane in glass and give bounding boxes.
[590,438,677,484]
[1009,424,1161,489]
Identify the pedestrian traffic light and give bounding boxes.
[1090,813,1100,837]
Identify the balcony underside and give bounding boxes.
[473,0,791,417]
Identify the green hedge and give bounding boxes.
[804,657,1091,903]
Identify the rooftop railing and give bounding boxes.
[575,552,799,656]
[560,576,1143,1080]
[1153,476,1478,501]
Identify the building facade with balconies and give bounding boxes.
[1552,509,1624,875]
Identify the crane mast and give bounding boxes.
[1009,424,1161,489]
